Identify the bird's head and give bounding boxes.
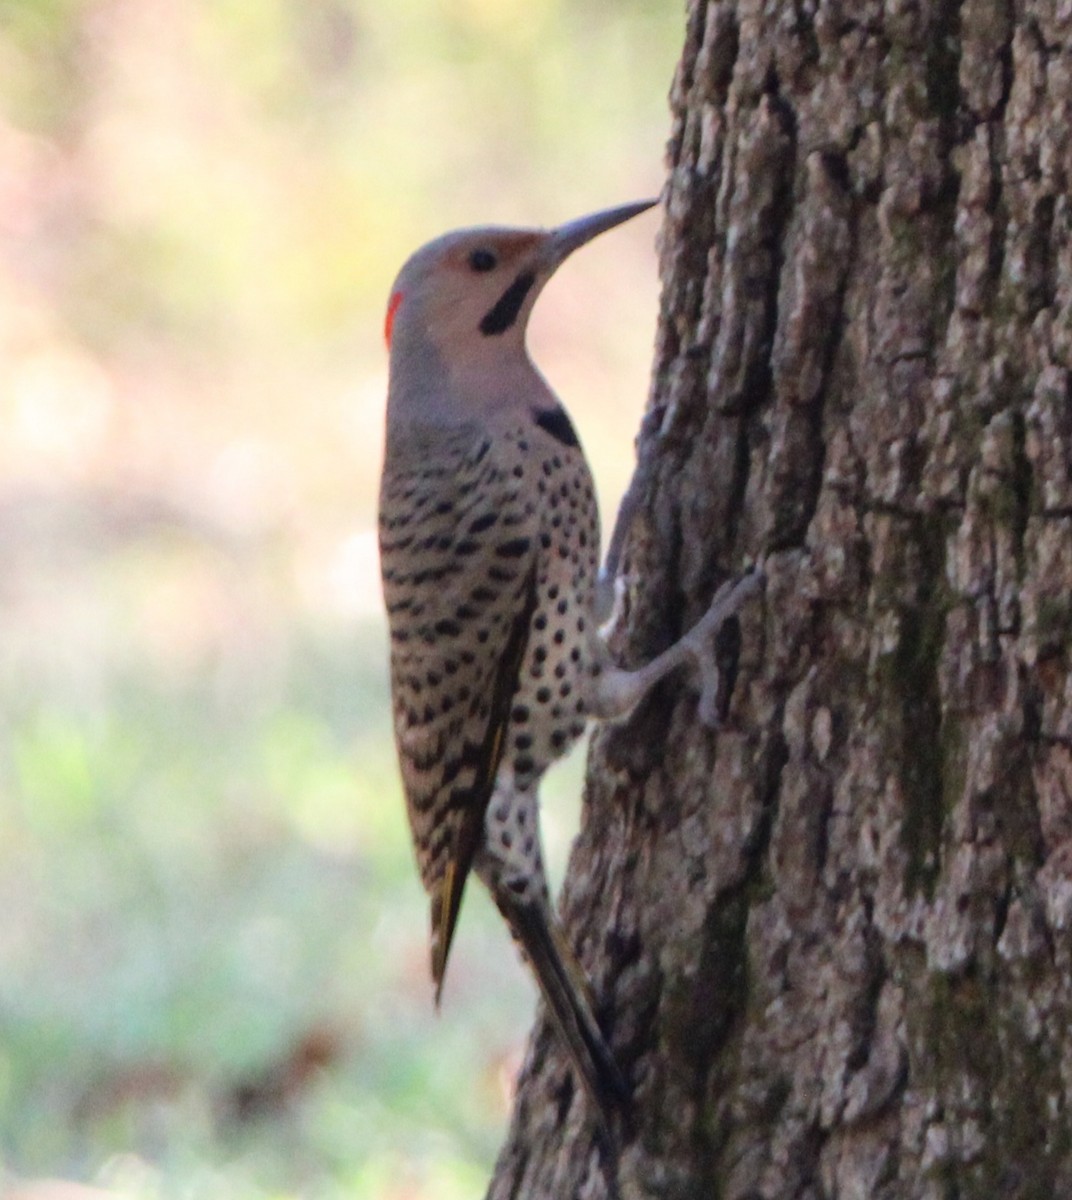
[384,199,657,383]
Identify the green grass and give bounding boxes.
[0,554,588,1196]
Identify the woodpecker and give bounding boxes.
[378,199,760,1130]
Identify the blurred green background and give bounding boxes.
[0,1,679,1196]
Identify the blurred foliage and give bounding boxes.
[0,0,680,1196]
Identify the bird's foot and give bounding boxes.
[596,571,630,640]
[684,565,765,728]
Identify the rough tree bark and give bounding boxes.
[488,3,1072,1197]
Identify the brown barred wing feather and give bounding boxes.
[378,425,538,997]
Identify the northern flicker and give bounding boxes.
[378,199,760,1129]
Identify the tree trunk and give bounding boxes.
[488,3,1072,1197]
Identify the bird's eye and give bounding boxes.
[469,248,498,273]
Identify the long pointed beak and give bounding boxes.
[544,198,658,268]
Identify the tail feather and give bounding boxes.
[503,898,630,1130]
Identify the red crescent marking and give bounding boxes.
[385,290,403,347]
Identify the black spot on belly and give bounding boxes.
[534,406,580,448]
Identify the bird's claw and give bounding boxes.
[597,572,631,640]
[688,566,765,729]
